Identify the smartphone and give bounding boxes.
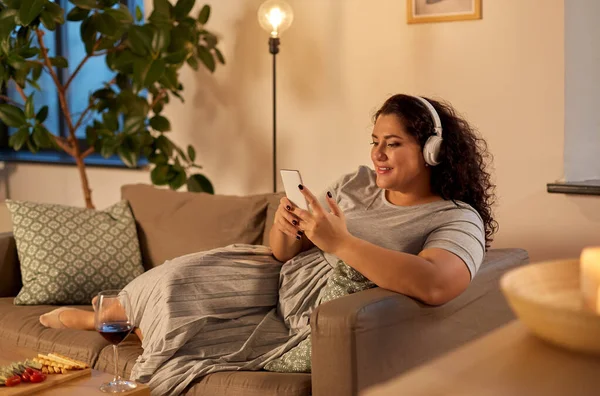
[280,169,309,211]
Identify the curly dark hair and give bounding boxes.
[374,94,498,248]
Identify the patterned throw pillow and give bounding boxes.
[264,260,376,372]
[6,200,145,305]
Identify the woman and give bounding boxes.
[40,94,497,395]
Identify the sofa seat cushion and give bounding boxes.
[0,298,109,367]
[185,371,312,396]
[96,337,311,396]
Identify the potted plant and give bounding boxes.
[0,0,224,208]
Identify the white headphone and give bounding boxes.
[414,96,443,166]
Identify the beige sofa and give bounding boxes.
[0,184,529,395]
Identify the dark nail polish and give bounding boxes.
[327,191,332,198]
[292,220,298,226]
[286,205,291,211]
[298,184,304,190]
[296,235,301,240]
[297,230,304,235]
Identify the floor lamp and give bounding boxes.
[258,0,294,193]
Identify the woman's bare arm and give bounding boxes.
[333,237,471,306]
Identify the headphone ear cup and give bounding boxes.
[423,136,443,166]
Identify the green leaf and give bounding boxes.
[4,0,22,9]
[151,27,170,53]
[121,115,145,134]
[128,25,152,56]
[197,4,210,24]
[40,10,57,30]
[174,0,194,20]
[25,94,34,118]
[148,150,168,164]
[35,105,48,123]
[67,7,89,21]
[110,49,135,71]
[163,49,188,64]
[8,126,29,151]
[148,9,170,28]
[0,104,26,127]
[32,124,53,148]
[105,5,133,25]
[96,12,118,37]
[144,58,165,87]
[156,134,173,156]
[19,0,46,26]
[187,173,213,193]
[31,63,43,80]
[202,33,217,49]
[7,54,25,70]
[102,110,118,131]
[153,0,171,18]
[100,136,119,158]
[149,115,170,132]
[196,45,215,72]
[49,56,68,68]
[0,10,18,39]
[80,14,97,54]
[150,163,170,185]
[214,47,225,65]
[70,0,97,10]
[163,66,178,89]
[132,57,149,90]
[169,169,186,190]
[118,145,138,167]
[19,47,39,59]
[187,144,195,162]
[26,78,41,91]
[135,5,143,22]
[186,55,198,71]
[44,1,64,23]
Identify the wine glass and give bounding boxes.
[95,290,137,393]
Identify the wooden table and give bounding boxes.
[363,320,600,396]
[0,344,149,395]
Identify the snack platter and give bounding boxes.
[0,353,91,395]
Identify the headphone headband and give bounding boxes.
[413,96,442,138]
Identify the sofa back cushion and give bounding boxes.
[122,184,271,270]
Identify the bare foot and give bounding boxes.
[39,308,95,330]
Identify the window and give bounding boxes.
[547,0,600,196]
[0,0,145,168]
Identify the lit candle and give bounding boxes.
[581,247,600,314]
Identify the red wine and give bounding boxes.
[98,323,133,345]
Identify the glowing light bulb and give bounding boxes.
[258,0,294,38]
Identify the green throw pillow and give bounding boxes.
[264,260,376,372]
[6,200,145,305]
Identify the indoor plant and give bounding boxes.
[0,0,224,208]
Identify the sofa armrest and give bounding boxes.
[310,248,529,396]
[0,232,20,298]
[310,288,424,396]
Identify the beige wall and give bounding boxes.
[1,0,598,262]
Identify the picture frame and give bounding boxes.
[407,0,482,24]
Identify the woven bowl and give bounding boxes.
[500,258,600,355]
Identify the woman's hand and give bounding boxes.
[292,185,351,254]
[273,196,303,240]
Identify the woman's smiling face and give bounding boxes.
[370,114,431,195]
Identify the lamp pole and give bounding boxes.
[270,37,280,193]
[258,0,293,193]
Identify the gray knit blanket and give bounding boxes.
[123,244,333,396]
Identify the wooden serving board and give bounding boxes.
[0,368,92,395]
